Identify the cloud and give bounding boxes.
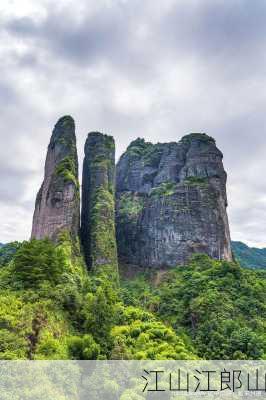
[0,0,265,246]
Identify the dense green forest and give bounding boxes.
[121,255,266,359]
[0,237,265,360]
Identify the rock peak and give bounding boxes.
[55,114,74,125]
[87,131,106,137]
[181,132,216,144]
[116,133,232,267]
[85,131,114,154]
[50,116,75,146]
[81,132,118,272]
[31,117,80,242]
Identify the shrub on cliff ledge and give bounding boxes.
[150,182,176,197]
[118,192,144,217]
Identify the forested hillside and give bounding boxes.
[121,254,266,360]
[0,239,265,360]
[0,236,196,360]
[232,241,266,269]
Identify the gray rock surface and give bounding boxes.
[31,116,80,242]
[116,133,232,267]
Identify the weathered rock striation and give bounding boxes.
[31,116,80,242]
[81,132,118,272]
[116,133,233,268]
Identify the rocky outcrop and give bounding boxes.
[31,116,80,242]
[81,132,118,271]
[116,133,232,268]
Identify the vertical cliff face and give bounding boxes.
[116,133,232,267]
[81,132,118,271]
[31,116,80,242]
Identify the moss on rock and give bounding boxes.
[181,132,216,144]
[150,182,177,197]
[118,193,144,217]
[184,176,208,185]
[81,132,118,280]
[55,156,79,187]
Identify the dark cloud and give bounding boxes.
[0,0,266,246]
[160,1,266,65]
[4,5,130,67]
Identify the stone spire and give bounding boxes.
[31,116,80,242]
[81,132,118,271]
[116,133,233,267]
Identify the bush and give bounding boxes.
[12,239,68,289]
[68,334,100,359]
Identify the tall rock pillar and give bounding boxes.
[31,116,80,242]
[81,132,118,272]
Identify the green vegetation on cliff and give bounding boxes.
[181,132,216,144]
[126,138,153,157]
[81,132,118,274]
[150,182,176,197]
[118,192,144,217]
[55,156,79,187]
[89,186,118,283]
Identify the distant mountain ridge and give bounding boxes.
[0,242,21,266]
[232,241,266,269]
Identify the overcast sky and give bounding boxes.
[0,0,266,247]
